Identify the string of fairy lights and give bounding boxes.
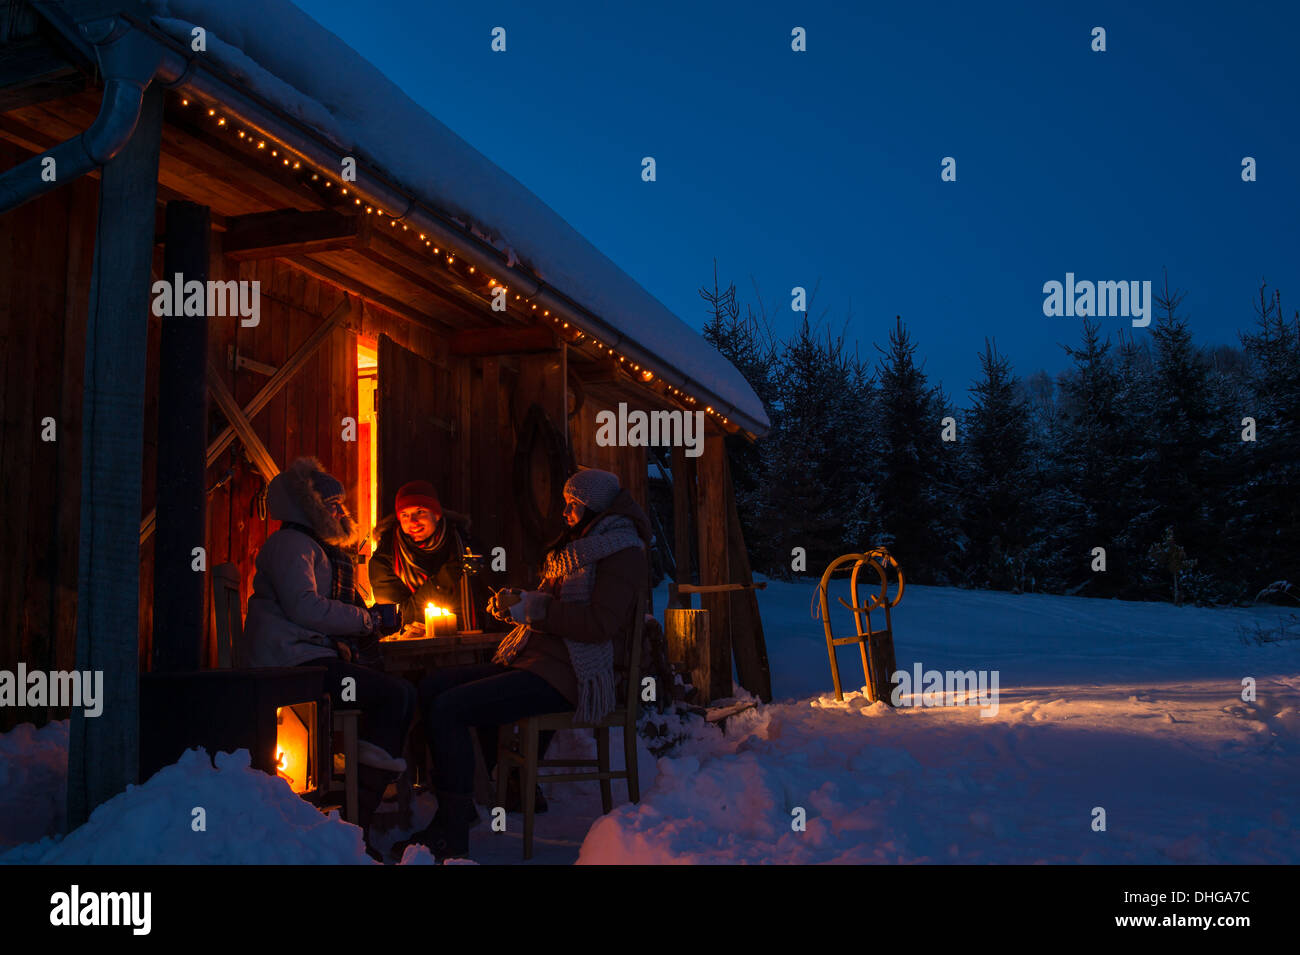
[177,93,734,429]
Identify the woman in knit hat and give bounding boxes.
[243,457,416,860]
[395,467,650,861]
[369,480,485,632]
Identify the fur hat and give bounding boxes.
[563,468,621,513]
[269,457,366,549]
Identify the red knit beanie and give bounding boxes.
[394,480,443,520]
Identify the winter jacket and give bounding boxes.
[243,458,373,668]
[509,489,651,705]
[368,512,471,625]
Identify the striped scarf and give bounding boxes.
[283,521,355,605]
[392,520,447,593]
[494,514,644,723]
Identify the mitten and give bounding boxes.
[509,591,550,624]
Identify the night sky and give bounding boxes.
[295,0,1299,399]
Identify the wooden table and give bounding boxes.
[377,630,503,671]
[375,629,505,822]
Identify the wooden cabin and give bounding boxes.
[0,0,770,818]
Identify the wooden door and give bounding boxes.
[376,334,459,518]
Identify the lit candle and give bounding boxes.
[424,603,457,637]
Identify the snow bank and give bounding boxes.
[577,577,1300,864]
[579,677,1300,864]
[1,748,375,865]
[0,720,67,847]
[141,0,768,429]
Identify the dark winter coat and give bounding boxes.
[244,458,372,668]
[368,511,476,626]
[509,489,652,705]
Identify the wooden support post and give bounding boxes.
[670,443,695,610]
[695,431,732,702]
[722,452,772,702]
[152,201,210,674]
[67,85,164,829]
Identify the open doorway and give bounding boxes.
[357,338,379,543]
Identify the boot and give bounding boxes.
[392,790,479,862]
[356,764,401,863]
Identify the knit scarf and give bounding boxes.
[283,521,355,605]
[494,513,644,723]
[392,520,447,593]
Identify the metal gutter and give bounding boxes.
[0,12,161,213]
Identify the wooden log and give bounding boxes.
[694,432,732,702]
[152,201,211,674]
[677,582,768,594]
[664,608,709,703]
[67,85,164,829]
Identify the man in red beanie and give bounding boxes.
[369,480,484,631]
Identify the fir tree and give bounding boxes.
[1238,284,1300,590]
[959,340,1034,590]
[1145,276,1223,601]
[758,318,870,575]
[1054,320,1126,595]
[873,317,954,583]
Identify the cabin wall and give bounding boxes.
[0,139,95,730]
[2,147,697,724]
[568,391,649,513]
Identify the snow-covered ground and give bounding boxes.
[3,578,1298,863]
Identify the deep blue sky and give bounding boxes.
[296,0,1298,399]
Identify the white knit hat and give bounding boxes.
[563,468,621,512]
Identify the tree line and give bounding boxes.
[701,273,1300,606]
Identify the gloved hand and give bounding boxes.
[509,591,550,625]
[366,603,402,636]
[489,589,523,623]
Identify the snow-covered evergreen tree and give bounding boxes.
[873,317,957,584]
[1237,284,1300,592]
[959,340,1034,590]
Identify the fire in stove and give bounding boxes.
[275,703,317,794]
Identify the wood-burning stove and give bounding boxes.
[140,668,333,802]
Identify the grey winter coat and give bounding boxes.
[243,457,373,668]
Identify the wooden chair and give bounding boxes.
[497,590,647,860]
[212,561,361,824]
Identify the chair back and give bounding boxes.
[620,588,648,723]
[213,562,243,668]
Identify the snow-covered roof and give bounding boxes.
[140,0,769,433]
